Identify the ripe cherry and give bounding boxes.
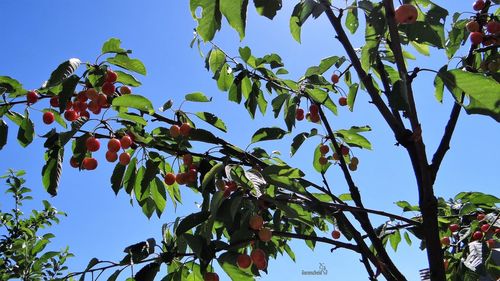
[119,152,131,165]
[105,151,118,162]
[486,239,495,249]
[254,258,267,270]
[331,73,340,84]
[466,21,480,33]
[180,123,192,137]
[318,156,328,165]
[309,113,320,123]
[102,82,115,95]
[473,0,485,11]
[237,254,252,269]
[86,137,100,152]
[295,108,304,121]
[73,101,88,112]
[481,224,491,232]
[119,86,131,95]
[351,157,359,166]
[80,110,90,119]
[309,104,319,115]
[338,96,347,106]
[441,236,451,246]
[97,94,108,107]
[250,249,266,264]
[486,21,500,34]
[331,230,341,239]
[319,144,329,155]
[26,91,39,104]
[470,32,483,45]
[340,145,349,156]
[107,138,121,152]
[249,215,264,230]
[86,88,99,101]
[449,224,459,232]
[64,109,78,122]
[70,157,79,168]
[258,228,272,242]
[473,231,483,240]
[203,272,219,281]
[477,213,486,221]
[105,70,118,83]
[42,111,55,125]
[164,172,176,185]
[82,157,98,170]
[348,162,358,171]
[50,96,59,107]
[395,4,418,25]
[120,135,133,149]
[170,125,181,138]
[183,154,193,166]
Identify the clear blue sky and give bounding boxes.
[0,1,498,280]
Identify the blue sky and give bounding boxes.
[0,1,498,280]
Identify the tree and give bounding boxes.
[0,0,499,280]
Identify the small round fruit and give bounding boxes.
[26,90,39,104]
[486,239,495,249]
[119,85,131,95]
[120,135,133,149]
[43,111,55,124]
[473,0,485,11]
[338,96,347,106]
[77,91,88,102]
[331,74,340,84]
[332,152,340,161]
[331,230,341,239]
[73,101,88,112]
[309,104,319,115]
[237,254,252,269]
[203,272,219,281]
[97,94,108,107]
[176,173,186,185]
[470,32,483,45]
[50,96,59,107]
[348,162,358,171]
[82,157,98,170]
[340,145,349,156]
[119,152,131,165]
[250,249,266,264]
[319,144,329,155]
[170,125,181,138]
[309,113,320,123]
[80,110,90,119]
[86,137,100,152]
[473,231,484,240]
[486,21,500,34]
[70,157,79,168]
[107,138,121,152]
[105,151,118,162]
[477,213,486,221]
[466,21,480,33]
[296,108,305,121]
[254,259,267,270]
[86,88,99,101]
[164,172,176,185]
[318,156,328,165]
[441,236,451,246]
[258,228,272,242]
[64,109,78,122]
[249,215,264,230]
[449,224,460,232]
[481,224,491,232]
[105,70,118,83]
[183,154,193,166]
[102,82,115,95]
[223,188,232,198]
[180,123,192,137]
[395,4,418,25]
[350,156,359,166]
[226,181,237,191]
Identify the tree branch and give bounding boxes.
[273,231,359,252]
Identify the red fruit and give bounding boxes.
[164,172,176,185]
[119,86,131,95]
[296,108,305,121]
[254,258,267,270]
[309,113,320,123]
[237,254,252,269]
[86,88,99,101]
[318,156,328,165]
[73,101,88,112]
[449,224,460,232]
[466,21,480,33]
[86,137,100,152]
[64,109,78,122]
[105,70,118,83]
[249,215,264,230]
[82,157,98,170]
[481,224,491,232]
[331,74,340,84]
[496,228,500,235]
[477,213,486,221]
[332,152,340,160]
[80,110,90,119]
[70,157,79,168]
[77,91,88,102]
[180,123,192,137]
[441,237,451,246]
[176,173,186,185]
[97,94,108,107]
[203,272,219,281]
[351,157,359,166]
[338,97,347,106]
[223,188,232,198]
[395,4,418,24]
[26,90,39,104]
[88,100,100,113]
[331,230,341,239]
[486,239,495,249]
[309,104,319,115]
[340,145,349,156]
[119,152,131,165]
[226,181,237,191]
[187,169,197,183]
[170,125,181,138]
[105,151,118,162]
[120,135,133,149]
[319,144,329,155]
[470,32,483,45]
[66,101,73,110]
[250,249,266,264]
[50,96,59,107]
[102,82,115,95]
[183,154,193,166]
[107,138,121,152]
[258,228,272,242]
[42,111,55,124]
[473,231,484,240]
[473,0,485,11]
[486,21,500,34]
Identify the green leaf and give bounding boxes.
[59,117,88,146]
[0,119,7,150]
[45,58,81,88]
[123,158,138,194]
[118,112,147,126]
[253,0,282,19]
[433,65,447,103]
[190,0,222,41]
[102,38,127,54]
[217,252,254,281]
[410,41,430,56]
[201,163,224,189]
[345,1,359,34]
[304,56,340,77]
[403,231,412,246]
[42,146,63,196]
[389,229,402,252]
[17,110,34,147]
[0,76,25,97]
[112,94,155,114]
[209,48,226,74]
[220,0,247,40]
[230,165,254,190]
[107,270,121,281]
[115,71,142,87]
[59,75,80,113]
[217,64,234,91]
[111,163,126,195]
[283,243,296,262]
[134,262,160,281]
[151,178,167,217]
[347,83,359,111]
[335,126,372,149]
[185,92,212,102]
[107,54,147,75]
[175,211,211,236]
[250,127,287,143]
[398,22,444,48]
[290,131,310,156]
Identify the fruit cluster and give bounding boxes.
[163,151,198,186]
[467,0,499,47]
[440,213,499,249]
[69,135,133,170]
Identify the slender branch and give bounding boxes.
[273,231,359,252]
